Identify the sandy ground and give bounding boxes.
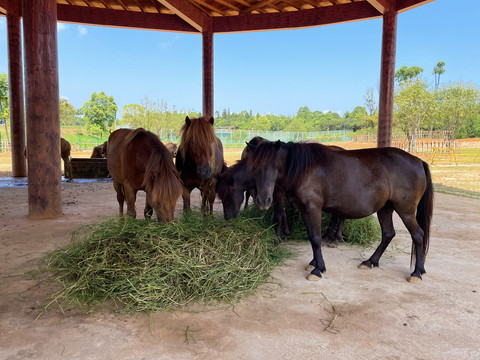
[0,179,479,360]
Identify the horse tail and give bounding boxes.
[412,161,434,266]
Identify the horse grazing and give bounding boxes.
[248,141,433,283]
[165,142,178,159]
[90,141,108,158]
[107,128,183,222]
[176,116,226,212]
[24,137,72,181]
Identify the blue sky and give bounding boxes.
[0,0,479,117]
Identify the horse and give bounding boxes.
[248,140,433,283]
[216,154,290,239]
[107,128,183,222]
[217,138,343,242]
[165,142,178,159]
[175,116,226,213]
[90,141,108,158]
[24,137,72,181]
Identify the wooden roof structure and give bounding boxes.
[2,0,434,33]
[1,0,434,218]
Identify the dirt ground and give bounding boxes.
[0,179,479,360]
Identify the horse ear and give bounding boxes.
[208,116,214,125]
[246,141,256,152]
[185,116,191,126]
[275,140,282,150]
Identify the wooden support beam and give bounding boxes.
[23,0,62,218]
[7,12,27,177]
[202,21,214,118]
[156,0,210,31]
[213,1,380,33]
[377,10,397,148]
[57,4,198,33]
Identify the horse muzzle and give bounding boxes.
[255,194,272,210]
[197,166,212,180]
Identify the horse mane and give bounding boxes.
[127,129,182,207]
[216,158,248,200]
[248,140,284,171]
[179,116,217,159]
[285,142,328,188]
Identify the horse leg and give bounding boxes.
[123,184,137,218]
[113,181,125,214]
[144,197,153,219]
[359,205,395,270]
[334,218,344,244]
[273,188,289,239]
[397,212,426,282]
[302,208,326,281]
[182,186,192,212]
[244,190,250,210]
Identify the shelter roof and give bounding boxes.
[1,0,434,34]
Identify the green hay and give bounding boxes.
[45,212,290,313]
[239,201,381,248]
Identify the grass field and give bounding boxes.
[1,144,479,194]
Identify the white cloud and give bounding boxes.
[57,23,68,31]
[77,26,87,36]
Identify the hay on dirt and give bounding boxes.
[44,212,290,313]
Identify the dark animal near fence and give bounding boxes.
[248,141,433,283]
[24,137,72,182]
[107,128,183,222]
[176,116,226,212]
[90,141,108,158]
[165,142,178,159]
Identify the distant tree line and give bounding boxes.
[0,60,479,145]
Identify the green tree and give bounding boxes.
[59,98,77,126]
[433,61,446,91]
[434,81,480,140]
[0,73,10,144]
[394,78,435,151]
[80,91,117,136]
[395,65,424,84]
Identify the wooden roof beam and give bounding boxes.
[365,0,394,14]
[155,0,210,31]
[57,4,199,33]
[213,1,381,33]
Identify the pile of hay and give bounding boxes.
[45,213,290,313]
[240,202,381,248]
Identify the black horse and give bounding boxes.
[248,140,433,282]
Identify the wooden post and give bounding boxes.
[202,22,214,118]
[377,10,397,148]
[7,11,27,177]
[23,0,62,218]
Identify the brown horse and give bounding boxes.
[107,128,183,222]
[90,141,108,158]
[165,142,178,159]
[248,141,433,283]
[176,116,226,212]
[24,137,72,181]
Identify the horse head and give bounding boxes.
[249,140,286,210]
[180,116,216,180]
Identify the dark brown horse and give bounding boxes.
[248,141,433,283]
[107,128,183,222]
[90,141,108,158]
[176,116,226,212]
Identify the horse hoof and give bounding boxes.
[305,264,315,272]
[327,241,339,248]
[307,273,322,281]
[408,275,422,283]
[358,262,372,270]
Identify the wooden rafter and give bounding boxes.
[156,0,210,31]
[242,0,277,14]
[365,0,392,14]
